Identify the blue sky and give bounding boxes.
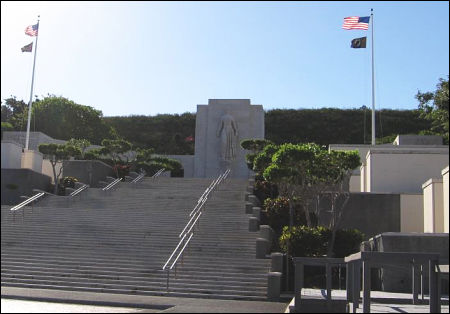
[1,1,449,117]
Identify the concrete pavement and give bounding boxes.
[1,287,289,313]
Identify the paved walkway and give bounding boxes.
[284,289,449,313]
[1,287,289,313]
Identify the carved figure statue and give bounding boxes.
[216,112,238,161]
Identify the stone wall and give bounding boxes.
[1,168,51,205]
[364,232,449,293]
[319,192,401,240]
[62,160,114,187]
[1,140,22,169]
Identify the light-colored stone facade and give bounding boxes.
[21,149,43,173]
[442,166,449,233]
[193,99,264,179]
[422,178,444,233]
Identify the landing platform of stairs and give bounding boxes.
[284,289,450,313]
[1,286,289,313]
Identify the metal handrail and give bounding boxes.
[69,184,89,197]
[152,168,165,178]
[102,178,122,191]
[162,169,230,292]
[131,170,146,183]
[10,192,46,211]
[169,233,194,270]
[163,232,189,270]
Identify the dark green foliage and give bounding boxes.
[279,225,330,257]
[1,97,28,130]
[136,156,183,177]
[333,229,365,258]
[30,95,115,144]
[265,108,431,146]
[252,144,280,175]
[416,76,449,144]
[279,226,363,258]
[254,180,279,204]
[240,139,274,151]
[262,197,306,233]
[103,113,196,154]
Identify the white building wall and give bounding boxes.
[367,149,449,193]
[349,174,360,192]
[442,166,449,233]
[422,178,444,233]
[400,194,424,233]
[21,150,43,173]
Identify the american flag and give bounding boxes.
[25,24,39,36]
[342,16,370,30]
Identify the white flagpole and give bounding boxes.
[371,9,376,145]
[25,16,40,151]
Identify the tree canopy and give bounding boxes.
[416,76,449,143]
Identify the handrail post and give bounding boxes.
[166,270,170,292]
[429,258,438,313]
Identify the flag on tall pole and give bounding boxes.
[21,42,33,52]
[25,23,39,36]
[24,17,40,151]
[343,11,375,145]
[342,16,370,30]
[350,37,366,48]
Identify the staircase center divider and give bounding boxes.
[162,168,231,292]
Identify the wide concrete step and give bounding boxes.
[0,282,268,301]
[1,272,267,289]
[2,177,268,301]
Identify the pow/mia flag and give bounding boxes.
[351,37,367,48]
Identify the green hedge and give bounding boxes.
[279,226,364,258]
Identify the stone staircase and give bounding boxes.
[1,177,271,300]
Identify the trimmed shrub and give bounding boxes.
[254,180,278,203]
[333,228,364,258]
[279,225,364,258]
[262,197,306,233]
[279,225,330,257]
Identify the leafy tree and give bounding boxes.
[241,139,274,171]
[263,143,360,257]
[38,143,81,194]
[1,97,28,130]
[66,138,91,159]
[100,138,133,177]
[31,95,116,144]
[416,76,449,144]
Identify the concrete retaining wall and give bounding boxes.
[364,232,449,293]
[62,160,114,187]
[1,168,51,205]
[319,192,400,240]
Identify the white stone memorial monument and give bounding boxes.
[193,99,264,179]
